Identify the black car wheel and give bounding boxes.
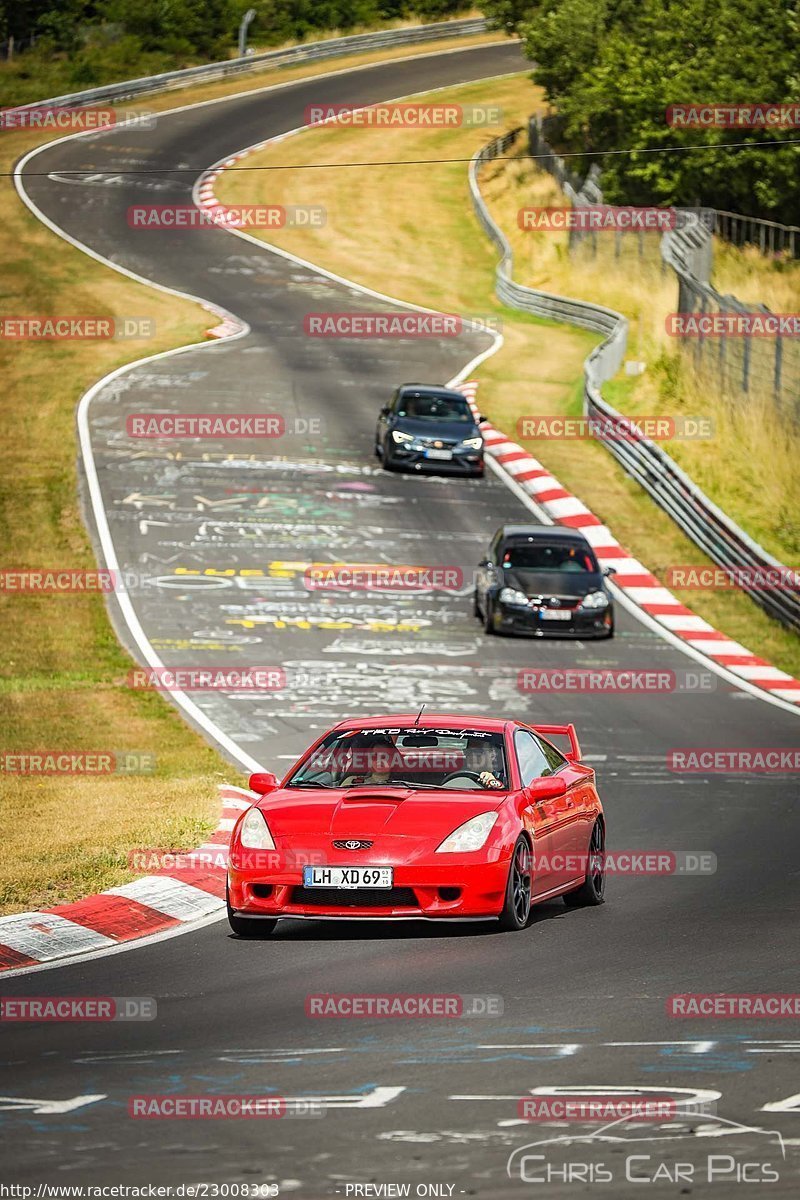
[483,596,496,635]
[226,882,277,938]
[498,837,532,931]
[563,820,606,907]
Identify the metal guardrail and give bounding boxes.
[13,18,490,111]
[469,129,800,632]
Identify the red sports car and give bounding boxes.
[226,714,606,936]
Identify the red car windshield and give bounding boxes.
[287,727,508,790]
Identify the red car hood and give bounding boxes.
[258,786,506,842]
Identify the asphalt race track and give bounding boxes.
[4,42,800,1196]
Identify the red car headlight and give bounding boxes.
[239,807,276,851]
[436,811,498,853]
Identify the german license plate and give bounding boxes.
[540,609,572,621]
[303,865,393,889]
[425,449,453,460]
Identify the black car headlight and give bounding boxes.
[580,590,610,610]
[499,587,529,607]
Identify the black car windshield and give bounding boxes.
[502,541,597,573]
[286,727,508,790]
[396,394,473,423]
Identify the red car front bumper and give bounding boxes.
[228,851,511,921]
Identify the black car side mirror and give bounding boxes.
[379,405,390,417]
[478,558,491,568]
[602,565,617,577]
[477,413,486,424]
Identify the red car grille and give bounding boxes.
[290,886,418,909]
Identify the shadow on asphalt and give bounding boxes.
[225,899,574,942]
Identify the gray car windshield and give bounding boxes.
[397,396,473,422]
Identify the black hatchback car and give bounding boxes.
[375,384,484,476]
[474,525,615,638]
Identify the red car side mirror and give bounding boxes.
[526,775,568,801]
[249,771,279,796]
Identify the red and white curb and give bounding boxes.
[201,301,244,340]
[0,785,252,973]
[456,381,800,706]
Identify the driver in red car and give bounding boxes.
[465,737,506,789]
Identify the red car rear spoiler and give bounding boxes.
[533,723,582,762]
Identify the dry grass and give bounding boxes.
[711,240,800,311]
[0,135,237,911]
[216,73,800,678]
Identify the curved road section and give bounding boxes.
[4,42,799,1196]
